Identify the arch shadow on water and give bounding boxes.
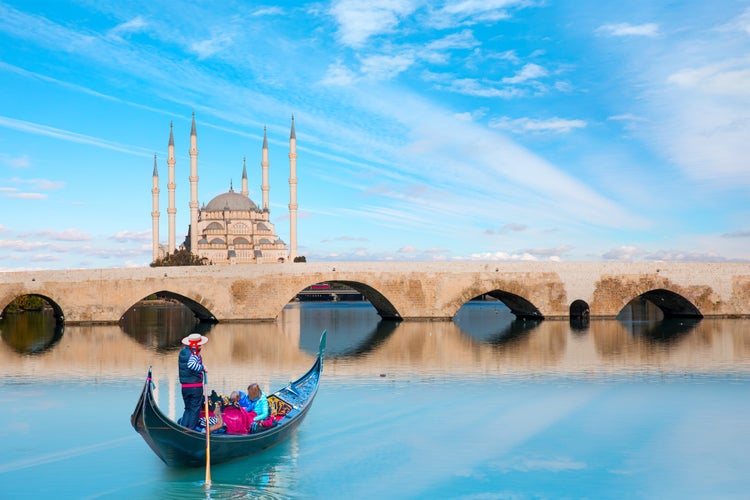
[452,301,543,345]
[0,309,65,355]
[295,302,399,358]
[622,317,702,345]
[120,301,215,353]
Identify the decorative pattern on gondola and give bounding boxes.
[267,394,294,417]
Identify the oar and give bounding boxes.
[203,371,212,488]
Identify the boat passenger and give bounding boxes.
[220,391,252,434]
[197,402,225,434]
[243,383,274,431]
[178,333,208,430]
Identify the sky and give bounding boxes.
[0,0,749,271]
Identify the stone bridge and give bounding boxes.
[1,262,749,324]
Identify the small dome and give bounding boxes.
[204,190,258,211]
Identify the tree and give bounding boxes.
[294,256,307,262]
[151,249,208,267]
[4,295,48,313]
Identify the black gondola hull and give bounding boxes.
[131,331,325,467]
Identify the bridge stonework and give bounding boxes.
[1,262,749,323]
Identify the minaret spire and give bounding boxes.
[241,156,249,197]
[261,126,270,211]
[167,121,176,254]
[288,114,298,261]
[151,154,160,262]
[188,111,199,254]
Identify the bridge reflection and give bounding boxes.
[1,306,749,382]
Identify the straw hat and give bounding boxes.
[181,333,209,346]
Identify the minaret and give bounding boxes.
[151,154,160,262]
[261,126,270,211]
[241,156,249,197]
[189,112,199,253]
[288,115,298,261]
[167,121,176,254]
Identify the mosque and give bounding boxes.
[150,113,299,264]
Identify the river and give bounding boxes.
[1,301,749,499]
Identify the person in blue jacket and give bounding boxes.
[238,383,271,430]
[178,333,208,430]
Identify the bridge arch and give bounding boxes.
[117,290,217,323]
[619,288,703,319]
[298,280,401,320]
[450,288,544,320]
[1,293,65,321]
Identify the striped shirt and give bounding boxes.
[187,353,204,373]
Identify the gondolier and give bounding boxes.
[178,333,208,430]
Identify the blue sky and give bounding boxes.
[1,0,749,271]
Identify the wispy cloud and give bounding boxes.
[0,153,30,168]
[18,229,91,242]
[329,0,417,48]
[0,116,153,158]
[190,32,234,59]
[484,223,528,235]
[502,63,548,84]
[722,230,750,238]
[110,230,151,242]
[597,22,659,37]
[489,116,587,134]
[107,16,148,39]
[359,52,415,80]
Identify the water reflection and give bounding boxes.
[295,303,399,358]
[452,301,543,345]
[0,309,64,354]
[623,317,701,344]
[1,304,750,381]
[120,301,214,353]
[157,437,296,499]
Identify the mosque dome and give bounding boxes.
[204,190,258,211]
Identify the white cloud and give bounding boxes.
[0,240,52,252]
[608,113,647,122]
[427,0,523,28]
[321,62,358,86]
[330,0,418,48]
[502,63,548,84]
[0,115,153,158]
[668,60,750,97]
[35,229,91,242]
[107,16,148,39]
[597,22,659,37]
[602,245,645,261]
[110,230,151,242]
[398,245,418,253]
[489,116,586,134]
[0,153,30,168]
[360,52,415,80]
[252,7,285,17]
[462,251,539,261]
[190,32,233,59]
[439,78,524,98]
[3,192,45,199]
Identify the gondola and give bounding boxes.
[131,330,326,467]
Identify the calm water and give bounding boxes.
[1,302,750,499]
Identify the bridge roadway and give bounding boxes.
[1,261,749,324]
